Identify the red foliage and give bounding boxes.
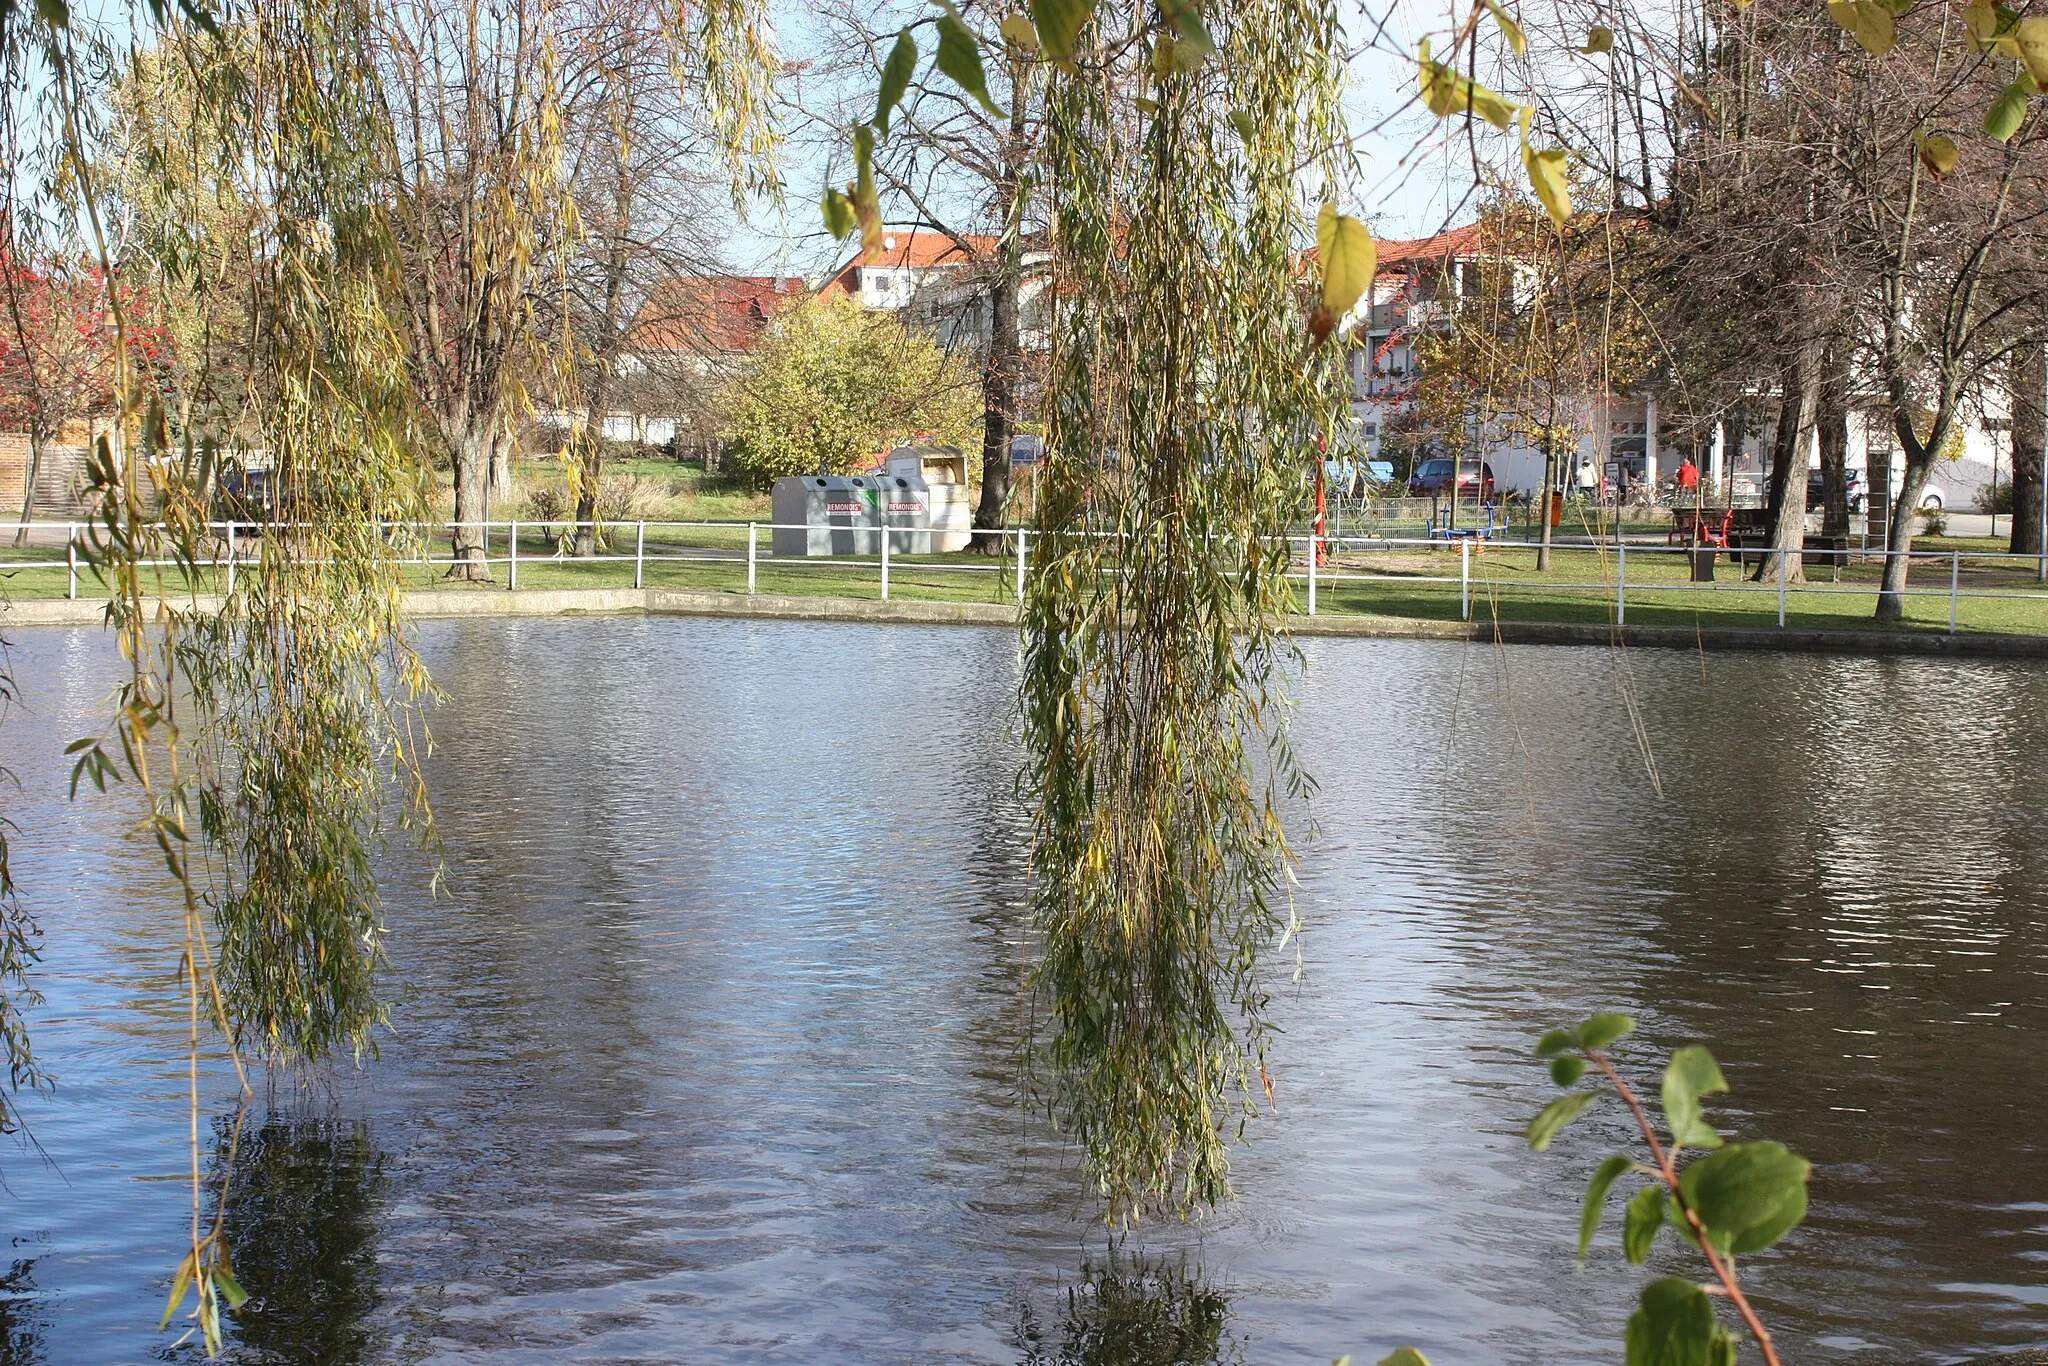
[0,249,175,439]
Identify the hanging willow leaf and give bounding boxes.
[1827,0,1895,56]
[2017,16,2048,86]
[1985,77,2031,143]
[935,2,1005,117]
[1520,106,1571,226]
[1309,201,1374,343]
[1482,0,1525,57]
[1915,131,1958,177]
[852,125,883,254]
[1152,33,1206,75]
[1583,24,1613,53]
[874,28,917,134]
[822,186,857,239]
[999,12,1040,50]
[1158,0,1215,60]
[1418,38,1520,130]
[1027,0,1094,62]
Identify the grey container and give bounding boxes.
[770,473,932,556]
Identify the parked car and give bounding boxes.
[1408,458,1495,499]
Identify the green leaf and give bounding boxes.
[874,28,918,135]
[1482,0,1525,56]
[821,189,857,240]
[998,12,1039,51]
[1535,1028,1575,1058]
[1985,78,2031,144]
[1623,1183,1665,1263]
[1527,1091,1596,1152]
[1159,0,1214,58]
[1660,1045,1727,1151]
[1625,1279,1739,1366]
[1379,1352,1433,1366]
[1550,1054,1587,1087]
[1827,0,1895,56]
[1520,108,1572,229]
[1151,34,1206,76]
[213,1267,250,1311]
[1315,201,1376,328]
[852,125,883,255]
[1417,38,1521,130]
[1678,1140,1811,1256]
[1578,1155,1634,1264]
[1582,24,1613,53]
[1027,0,1095,62]
[935,3,1005,118]
[2017,16,2048,87]
[1915,132,1958,177]
[32,0,66,28]
[1577,1013,1635,1051]
[160,1250,196,1330]
[1228,109,1256,143]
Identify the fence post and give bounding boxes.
[225,521,237,595]
[1460,537,1471,621]
[880,524,891,601]
[66,525,77,600]
[634,521,645,589]
[1016,528,1028,601]
[1777,549,1787,628]
[508,521,518,591]
[1616,542,1626,626]
[747,523,758,594]
[1307,534,1318,616]
[1951,549,1961,633]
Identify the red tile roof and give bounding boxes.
[819,230,998,298]
[629,275,808,353]
[1375,222,1486,269]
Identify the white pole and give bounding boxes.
[1307,534,1318,616]
[1777,548,1787,627]
[1951,549,1960,633]
[1616,542,1626,625]
[66,525,77,599]
[225,521,237,595]
[747,522,758,594]
[1460,537,1471,621]
[634,521,645,589]
[880,522,891,600]
[1016,528,1028,601]
[508,521,518,590]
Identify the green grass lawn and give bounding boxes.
[9,520,2048,637]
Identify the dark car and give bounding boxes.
[1409,457,1495,499]
[1805,467,1864,511]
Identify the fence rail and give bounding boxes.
[4,519,2047,636]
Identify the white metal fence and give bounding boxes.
[4,519,2047,635]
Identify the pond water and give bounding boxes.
[2,616,2046,1364]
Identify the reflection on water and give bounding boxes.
[1012,1258,1244,1366]
[0,617,2044,1362]
[213,1116,384,1363]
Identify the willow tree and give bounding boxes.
[1,0,775,1350]
[1020,0,1347,1221]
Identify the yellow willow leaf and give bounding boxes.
[1417,38,1520,129]
[1915,131,1958,176]
[1827,0,1896,56]
[1520,109,1572,225]
[1583,24,1613,53]
[1483,0,1526,56]
[1964,0,1999,52]
[999,13,1040,51]
[2017,16,2048,87]
[1317,201,1376,322]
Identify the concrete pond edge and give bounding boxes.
[4,586,2047,662]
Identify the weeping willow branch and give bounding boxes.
[1023,0,1346,1226]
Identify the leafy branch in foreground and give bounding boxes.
[1528,1015,1810,1366]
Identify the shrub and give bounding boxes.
[1977,480,2012,515]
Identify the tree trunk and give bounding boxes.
[1875,452,1936,621]
[488,429,514,507]
[1754,340,1821,585]
[13,430,44,548]
[573,390,607,558]
[971,236,1022,554]
[1817,360,1850,539]
[2009,343,2045,557]
[449,426,494,580]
